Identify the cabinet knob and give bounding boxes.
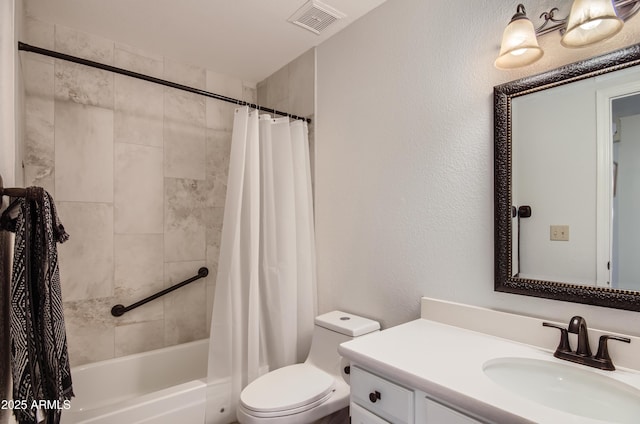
[369,391,381,403]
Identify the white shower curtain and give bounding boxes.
[205,106,317,424]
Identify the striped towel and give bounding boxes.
[7,187,73,424]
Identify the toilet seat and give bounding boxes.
[240,363,335,417]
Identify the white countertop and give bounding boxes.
[338,318,640,424]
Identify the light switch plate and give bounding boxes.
[550,225,569,241]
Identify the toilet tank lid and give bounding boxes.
[315,311,380,336]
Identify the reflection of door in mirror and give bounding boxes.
[513,65,640,289]
[594,73,640,290]
[610,94,640,291]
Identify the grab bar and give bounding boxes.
[111,267,209,317]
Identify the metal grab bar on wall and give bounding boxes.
[111,267,209,317]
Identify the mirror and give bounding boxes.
[611,93,640,290]
[494,42,640,311]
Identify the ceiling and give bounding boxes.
[24,0,388,84]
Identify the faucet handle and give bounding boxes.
[542,322,571,353]
[594,335,631,371]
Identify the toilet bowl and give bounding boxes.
[236,311,380,424]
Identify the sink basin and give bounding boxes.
[483,357,640,423]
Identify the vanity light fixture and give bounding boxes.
[494,5,544,69]
[495,0,640,69]
[562,0,623,47]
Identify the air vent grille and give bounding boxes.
[288,0,345,35]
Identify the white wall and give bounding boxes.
[315,0,640,334]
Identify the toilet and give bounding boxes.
[236,311,380,424]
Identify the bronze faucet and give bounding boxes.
[543,316,630,371]
[568,316,592,357]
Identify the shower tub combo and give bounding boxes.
[62,339,211,424]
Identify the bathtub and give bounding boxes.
[61,339,209,424]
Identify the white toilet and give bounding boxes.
[236,311,380,424]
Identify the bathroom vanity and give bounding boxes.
[339,298,640,423]
[349,364,480,424]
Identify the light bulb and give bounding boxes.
[580,19,603,30]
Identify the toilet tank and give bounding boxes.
[305,311,380,376]
[315,311,380,337]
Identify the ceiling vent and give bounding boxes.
[288,0,346,35]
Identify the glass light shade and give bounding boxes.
[495,17,543,69]
[561,0,623,48]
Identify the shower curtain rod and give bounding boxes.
[18,42,311,124]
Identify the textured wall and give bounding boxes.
[21,17,256,366]
[316,0,640,334]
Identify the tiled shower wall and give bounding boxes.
[21,17,254,366]
[257,48,315,184]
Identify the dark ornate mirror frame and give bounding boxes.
[494,43,640,312]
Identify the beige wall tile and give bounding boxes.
[64,298,115,366]
[57,202,114,301]
[205,129,231,208]
[164,178,207,262]
[114,234,165,324]
[54,101,113,202]
[164,123,206,180]
[164,261,207,346]
[23,55,53,97]
[257,81,267,107]
[243,85,257,104]
[115,320,165,357]
[114,76,164,147]
[165,89,205,127]
[114,43,163,78]
[164,88,206,179]
[54,61,113,108]
[288,48,315,117]
[206,70,243,99]
[23,17,55,52]
[206,98,235,131]
[54,24,114,64]
[23,165,54,195]
[265,65,289,109]
[24,96,54,167]
[114,143,164,233]
[257,48,315,119]
[164,59,205,89]
[23,57,54,169]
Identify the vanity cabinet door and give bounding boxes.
[351,402,391,424]
[416,393,483,424]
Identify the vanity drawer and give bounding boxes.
[351,402,391,424]
[351,365,414,424]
